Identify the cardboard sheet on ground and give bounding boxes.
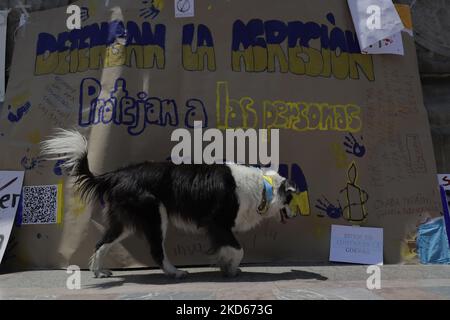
[0,0,441,269]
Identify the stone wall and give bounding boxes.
[395,0,450,173]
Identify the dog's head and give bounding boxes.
[276,179,299,223]
[262,171,299,223]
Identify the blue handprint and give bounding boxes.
[315,196,343,219]
[343,133,366,158]
[140,0,160,19]
[8,102,31,123]
[53,159,66,176]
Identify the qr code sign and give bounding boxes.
[22,185,58,225]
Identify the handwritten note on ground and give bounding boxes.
[329,225,383,265]
[0,171,24,264]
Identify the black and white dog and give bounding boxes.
[41,129,298,278]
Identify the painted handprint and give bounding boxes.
[140,0,161,19]
[343,133,366,158]
[7,102,31,123]
[315,197,343,219]
[53,159,66,176]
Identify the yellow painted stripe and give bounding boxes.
[395,4,413,30]
[56,182,64,224]
[263,175,274,186]
[290,191,311,216]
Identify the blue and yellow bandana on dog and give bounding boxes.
[257,175,274,215]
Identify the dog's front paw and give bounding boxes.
[167,270,188,279]
[93,269,113,278]
[221,266,241,278]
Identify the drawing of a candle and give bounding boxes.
[340,162,369,223]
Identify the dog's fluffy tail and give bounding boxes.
[41,129,99,201]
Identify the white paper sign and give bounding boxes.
[175,0,194,18]
[438,174,450,191]
[0,171,25,264]
[330,225,383,265]
[347,0,405,55]
[0,10,9,102]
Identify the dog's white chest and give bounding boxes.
[227,164,267,232]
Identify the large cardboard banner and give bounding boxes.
[0,0,442,269]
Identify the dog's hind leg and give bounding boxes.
[89,215,125,278]
[143,204,188,279]
[208,226,243,277]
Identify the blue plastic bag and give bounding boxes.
[417,217,450,264]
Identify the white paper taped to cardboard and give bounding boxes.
[175,0,194,18]
[438,174,450,191]
[0,171,25,264]
[347,0,406,55]
[0,10,9,102]
[329,225,384,265]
